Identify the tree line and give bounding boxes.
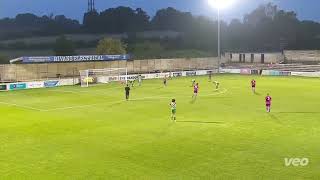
[0,3,320,52]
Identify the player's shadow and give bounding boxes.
[177,121,223,124]
[254,92,261,96]
[268,113,285,125]
[108,101,123,107]
[190,98,197,104]
[268,114,279,121]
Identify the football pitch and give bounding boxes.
[0,75,319,179]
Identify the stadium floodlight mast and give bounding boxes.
[208,0,234,73]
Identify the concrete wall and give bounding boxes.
[0,57,220,82]
[226,50,320,64]
[284,50,320,63]
[226,52,283,64]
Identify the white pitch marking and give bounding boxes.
[48,86,123,96]
[0,101,43,111]
[41,100,125,112]
[200,88,228,97]
[0,87,228,112]
[42,88,228,112]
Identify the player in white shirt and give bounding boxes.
[138,75,142,86]
[170,99,177,121]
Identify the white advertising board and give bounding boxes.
[27,81,44,89]
[291,72,320,77]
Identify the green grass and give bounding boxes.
[0,75,320,179]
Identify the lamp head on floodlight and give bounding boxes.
[208,0,234,9]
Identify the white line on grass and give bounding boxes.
[0,88,228,112]
[42,88,228,112]
[48,86,123,96]
[41,100,125,112]
[48,89,103,94]
[0,101,43,111]
[199,88,228,97]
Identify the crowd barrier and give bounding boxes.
[221,68,319,78]
[262,70,291,76]
[220,69,240,74]
[291,71,320,77]
[0,68,318,92]
[0,69,216,91]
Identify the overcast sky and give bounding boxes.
[0,0,319,23]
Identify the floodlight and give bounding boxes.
[208,0,234,9]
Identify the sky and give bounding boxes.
[0,0,320,23]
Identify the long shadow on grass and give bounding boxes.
[268,114,280,121]
[254,92,262,96]
[177,121,223,124]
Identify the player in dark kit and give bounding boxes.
[251,79,256,93]
[163,76,167,87]
[125,84,130,101]
[265,93,272,112]
[213,81,220,90]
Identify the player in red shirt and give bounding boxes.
[251,79,256,93]
[265,93,272,113]
[192,83,199,100]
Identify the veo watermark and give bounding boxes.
[284,158,309,167]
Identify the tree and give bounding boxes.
[83,11,100,33]
[134,8,150,31]
[96,38,127,55]
[1,4,320,51]
[151,7,193,31]
[0,54,9,64]
[53,35,75,56]
[96,6,150,33]
[83,6,150,33]
[127,41,164,59]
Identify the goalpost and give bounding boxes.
[79,68,128,87]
